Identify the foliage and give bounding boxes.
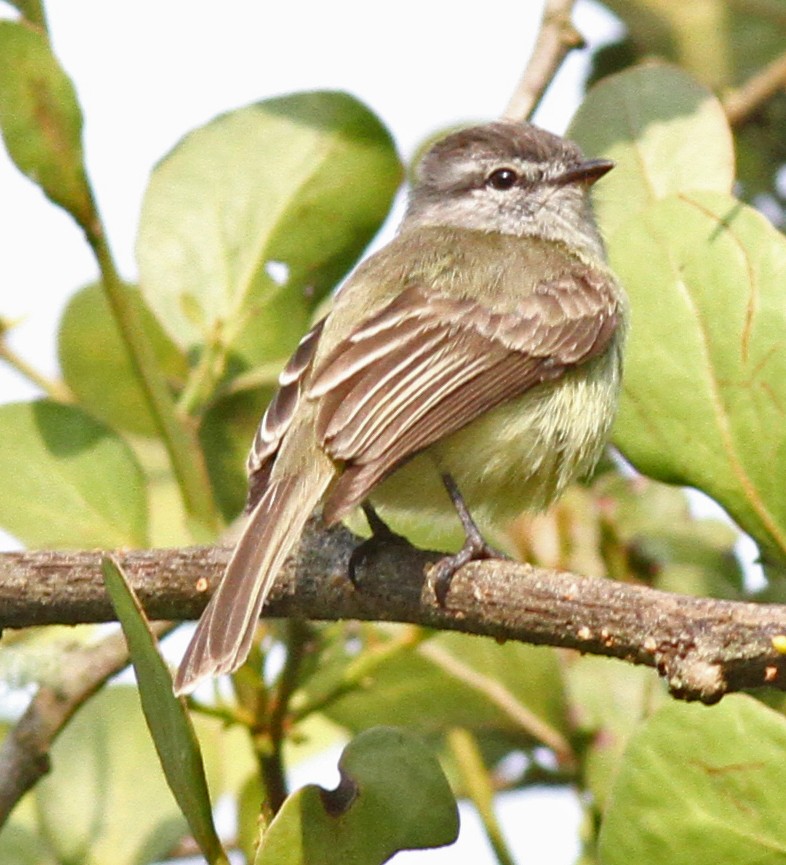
[1,2,786,864]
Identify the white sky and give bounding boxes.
[0,2,623,862]
[0,0,621,405]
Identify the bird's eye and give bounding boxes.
[486,167,518,190]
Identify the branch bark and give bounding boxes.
[3,518,786,705]
[502,0,584,122]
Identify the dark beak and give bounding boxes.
[555,158,615,187]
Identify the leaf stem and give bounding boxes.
[215,360,285,398]
[289,625,429,722]
[419,641,574,766]
[723,48,786,127]
[177,334,229,417]
[447,728,518,865]
[0,328,72,402]
[17,0,49,31]
[84,224,220,533]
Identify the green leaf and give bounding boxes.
[137,90,402,368]
[599,0,786,87]
[255,727,459,865]
[568,64,734,237]
[33,687,188,865]
[0,400,148,547]
[610,192,786,563]
[595,473,743,599]
[58,283,188,437]
[0,20,94,228]
[565,656,665,812]
[599,695,786,865]
[2,682,254,865]
[0,825,51,865]
[102,556,229,865]
[317,629,569,752]
[5,1,47,28]
[128,437,191,547]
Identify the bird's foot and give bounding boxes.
[348,502,410,587]
[430,473,509,605]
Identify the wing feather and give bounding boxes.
[245,317,326,508]
[312,274,619,523]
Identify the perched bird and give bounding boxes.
[175,120,627,695]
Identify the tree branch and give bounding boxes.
[3,518,786,705]
[502,0,584,122]
[723,48,786,126]
[0,621,175,827]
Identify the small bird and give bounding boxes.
[175,120,627,695]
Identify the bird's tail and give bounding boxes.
[174,463,333,695]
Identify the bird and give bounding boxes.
[174,120,627,695]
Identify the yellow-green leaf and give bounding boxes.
[102,557,229,865]
[0,20,94,227]
[0,400,148,547]
[569,64,734,237]
[137,90,401,367]
[255,727,459,865]
[610,192,786,563]
[58,283,187,437]
[600,696,786,864]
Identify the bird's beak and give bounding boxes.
[555,158,615,187]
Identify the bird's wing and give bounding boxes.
[309,274,620,523]
[245,316,326,508]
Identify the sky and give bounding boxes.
[0,2,623,862]
[0,0,621,407]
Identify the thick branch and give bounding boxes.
[502,0,584,122]
[3,519,786,704]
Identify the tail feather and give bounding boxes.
[174,467,332,695]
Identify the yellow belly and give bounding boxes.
[369,351,620,535]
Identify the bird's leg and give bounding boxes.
[360,501,397,539]
[430,473,508,605]
[348,501,409,587]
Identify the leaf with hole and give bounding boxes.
[254,727,459,865]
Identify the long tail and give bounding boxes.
[174,465,333,695]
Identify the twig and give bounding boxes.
[0,621,175,827]
[502,0,584,122]
[447,728,517,865]
[723,48,786,127]
[289,625,428,722]
[0,330,72,402]
[419,640,572,763]
[86,233,220,533]
[3,519,786,705]
[256,620,313,815]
